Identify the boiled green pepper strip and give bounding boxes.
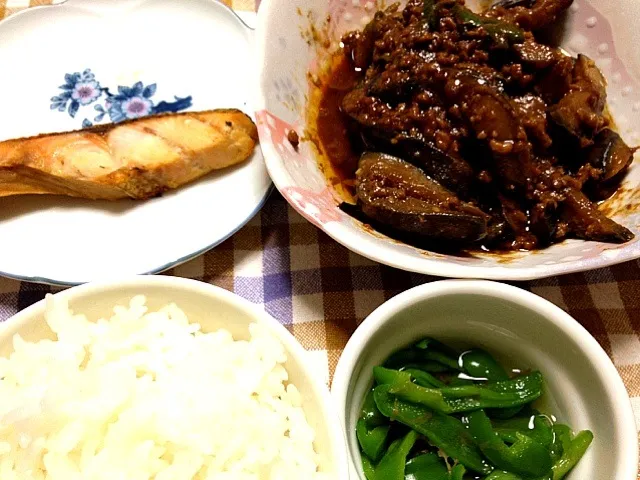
[374,429,419,480]
[525,415,555,449]
[466,410,553,478]
[484,472,525,480]
[415,338,460,357]
[460,349,523,419]
[361,389,387,428]
[403,368,445,388]
[451,4,525,46]
[384,339,461,372]
[374,385,491,474]
[552,430,593,480]
[460,349,509,381]
[483,470,555,480]
[384,350,457,372]
[549,424,570,463]
[449,464,466,480]
[413,337,462,370]
[404,453,450,480]
[414,338,461,370]
[443,372,543,413]
[447,376,476,386]
[443,371,542,400]
[405,362,452,373]
[491,416,534,429]
[380,367,543,414]
[490,408,523,420]
[384,370,452,413]
[496,431,519,444]
[483,471,554,480]
[362,455,376,480]
[493,415,554,450]
[357,419,390,462]
[375,366,411,386]
[476,424,593,480]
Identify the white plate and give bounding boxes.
[0,0,270,286]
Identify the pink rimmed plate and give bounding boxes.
[255,0,640,281]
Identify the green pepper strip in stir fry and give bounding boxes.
[451,4,525,47]
[423,0,436,28]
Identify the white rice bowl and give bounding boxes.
[0,294,326,480]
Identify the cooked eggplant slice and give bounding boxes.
[581,129,636,201]
[586,169,629,202]
[534,54,575,104]
[498,194,539,249]
[342,86,476,194]
[485,0,574,31]
[587,129,635,182]
[443,69,537,192]
[342,17,378,70]
[512,94,552,149]
[355,152,489,242]
[561,189,634,243]
[491,0,534,9]
[549,55,608,147]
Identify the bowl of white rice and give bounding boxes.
[0,275,349,480]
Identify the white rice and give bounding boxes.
[0,294,326,480]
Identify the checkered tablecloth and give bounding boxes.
[1,0,639,443]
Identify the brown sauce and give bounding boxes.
[312,54,362,198]
[307,0,635,253]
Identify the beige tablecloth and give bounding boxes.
[1,0,639,449]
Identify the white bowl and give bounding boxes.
[255,0,640,280]
[0,275,349,479]
[331,280,638,480]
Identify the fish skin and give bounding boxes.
[0,109,258,200]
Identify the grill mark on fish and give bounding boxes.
[136,124,192,158]
[0,109,258,200]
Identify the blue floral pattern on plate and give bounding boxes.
[50,69,193,128]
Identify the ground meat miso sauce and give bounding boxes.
[312,0,635,253]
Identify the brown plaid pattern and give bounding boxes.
[0,0,639,451]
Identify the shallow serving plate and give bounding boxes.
[0,0,271,286]
[255,0,640,280]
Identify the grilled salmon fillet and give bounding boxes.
[0,109,258,200]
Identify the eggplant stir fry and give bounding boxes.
[314,0,636,251]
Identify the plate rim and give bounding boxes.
[0,185,274,287]
[0,0,272,287]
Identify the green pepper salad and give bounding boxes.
[355,338,593,480]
